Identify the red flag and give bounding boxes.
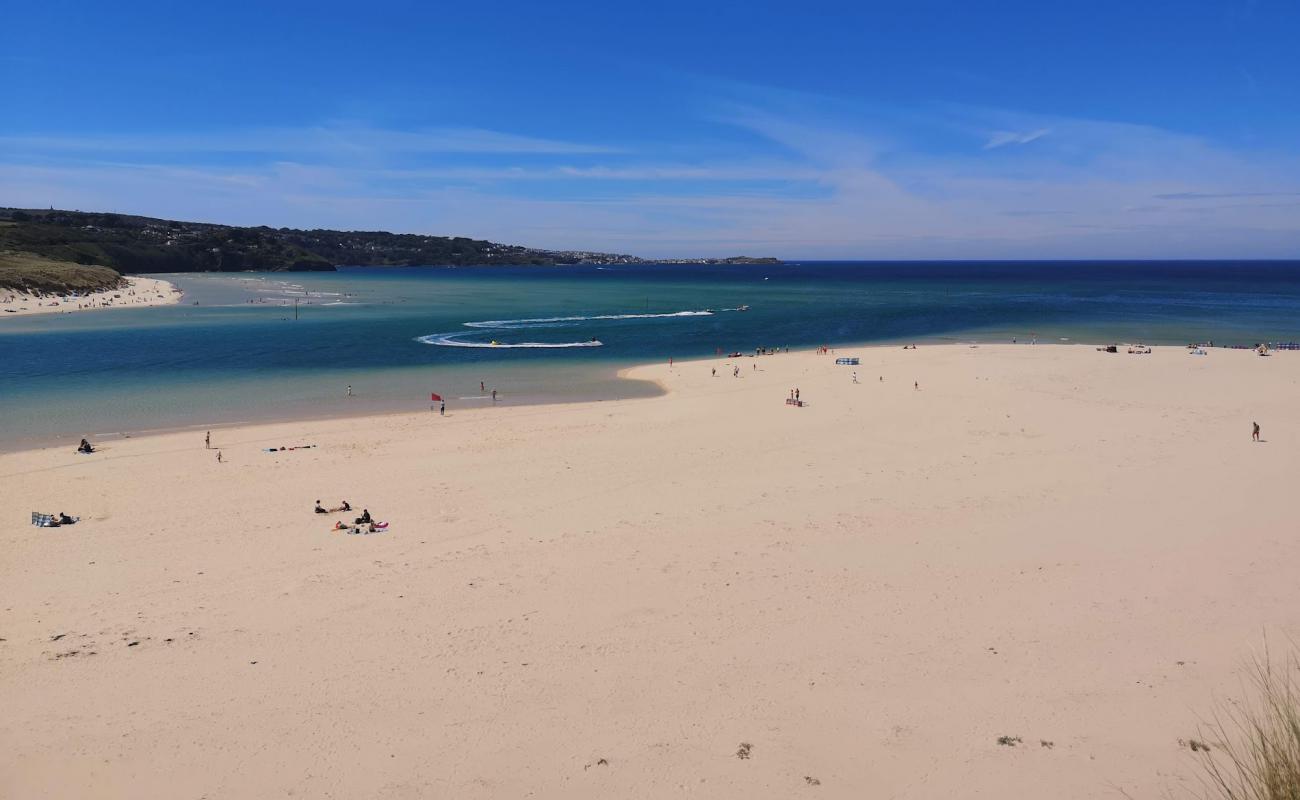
[431,392,442,402]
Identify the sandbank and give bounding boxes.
[1,343,1296,798]
[0,275,181,317]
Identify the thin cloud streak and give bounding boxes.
[983,128,1050,149]
[0,125,621,156]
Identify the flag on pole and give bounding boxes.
[431,392,442,402]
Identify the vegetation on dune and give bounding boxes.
[1188,644,1300,800]
[0,250,124,295]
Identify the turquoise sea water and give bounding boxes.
[3,261,1299,450]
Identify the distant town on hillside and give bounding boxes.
[0,208,781,273]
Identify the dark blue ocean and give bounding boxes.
[3,261,1299,448]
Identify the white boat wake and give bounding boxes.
[416,308,745,349]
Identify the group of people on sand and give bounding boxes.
[314,499,353,514]
[314,499,385,533]
[35,512,79,527]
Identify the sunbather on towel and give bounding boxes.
[58,512,76,525]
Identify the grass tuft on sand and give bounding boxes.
[1192,645,1300,800]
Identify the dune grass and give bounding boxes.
[0,251,123,295]
[1192,645,1300,800]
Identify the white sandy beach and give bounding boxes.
[0,275,180,317]
[1,343,1296,798]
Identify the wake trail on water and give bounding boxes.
[416,307,745,349]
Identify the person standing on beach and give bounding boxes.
[492,389,498,402]
[852,371,858,383]
[711,367,716,377]
[795,388,800,401]
[347,384,352,397]
[205,431,210,449]
[480,381,485,392]
[1253,421,1261,442]
[440,400,445,416]
[216,450,222,463]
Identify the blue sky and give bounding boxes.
[3,0,1299,258]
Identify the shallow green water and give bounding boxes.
[3,261,1298,450]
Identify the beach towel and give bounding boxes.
[32,513,77,527]
[342,522,389,535]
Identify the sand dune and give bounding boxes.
[1,344,1296,798]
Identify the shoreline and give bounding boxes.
[0,275,182,317]
[2,339,1272,455]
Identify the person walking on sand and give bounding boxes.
[915,381,919,390]
[1253,421,1261,442]
[205,431,210,449]
[712,367,716,377]
[216,450,222,463]
[347,384,352,397]
[852,371,858,383]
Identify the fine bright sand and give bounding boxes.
[0,276,180,317]
[1,344,1296,798]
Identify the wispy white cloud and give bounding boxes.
[983,128,1050,149]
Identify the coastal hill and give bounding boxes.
[0,209,781,287]
[0,250,126,295]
